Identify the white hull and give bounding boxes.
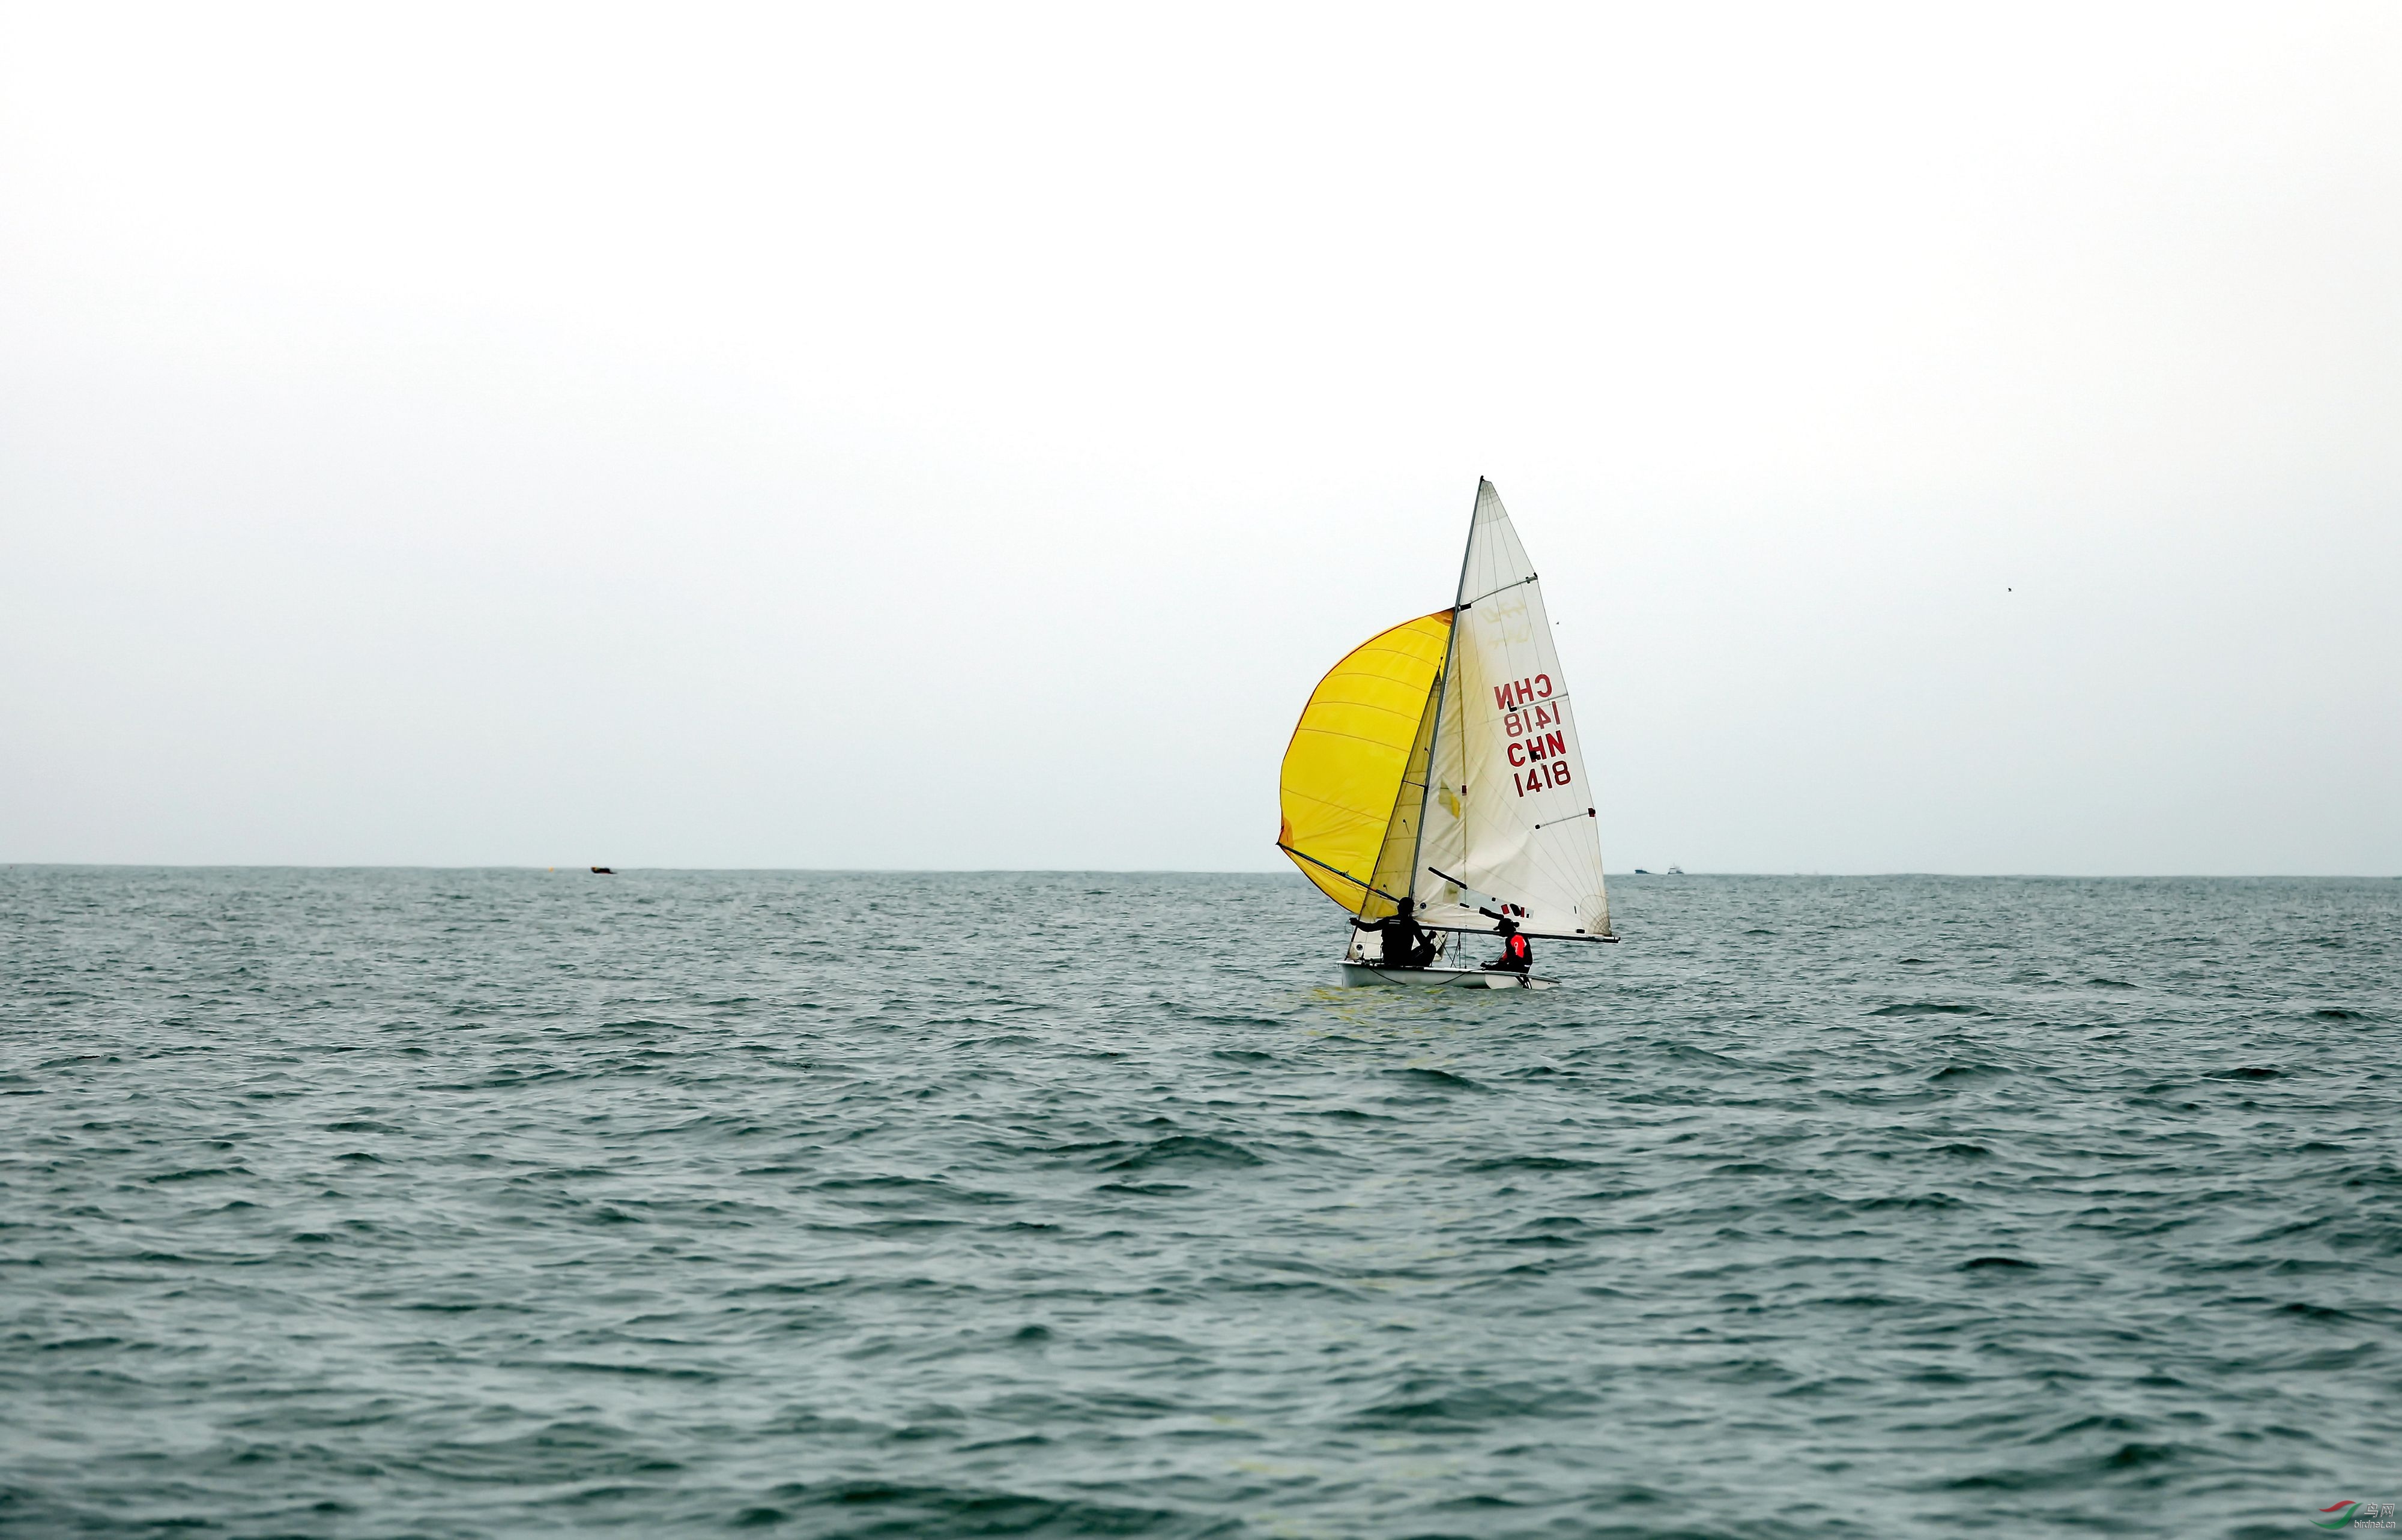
[1339,962,1555,989]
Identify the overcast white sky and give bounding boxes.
[2,3,2395,873]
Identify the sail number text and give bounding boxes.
[1495,677,1570,798]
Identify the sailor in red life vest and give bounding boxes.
[1481,912,1532,974]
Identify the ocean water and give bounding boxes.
[2,868,2397,1539]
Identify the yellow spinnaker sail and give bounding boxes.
[1277,609,1453,912]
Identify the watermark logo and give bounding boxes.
[2318,1501,2398,1530]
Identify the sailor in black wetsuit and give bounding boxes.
[1351,897,1436,970]
[1481,914,1532,974]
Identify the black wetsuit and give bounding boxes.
[1354,913,1434,970]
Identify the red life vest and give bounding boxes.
[1505,933,1529,965]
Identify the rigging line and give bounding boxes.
[1278,786,1397,820]
[1531,811,1596,830]
[1409,482,1483,901]
[1292,720,1435,752]
[1411,922,1617,945]
[1319,622,1448,659]
[1299,692,1432,725]
[1336,636,1450,662]
[1317,653,1451,692]
[1522,818,1604,882]
[1275,844,1406,907]
[1456,573,1540,611]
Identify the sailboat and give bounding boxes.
[1277,479,1615,988]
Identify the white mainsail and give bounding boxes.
[1412,480,1611,939]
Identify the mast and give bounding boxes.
[1407,479,1483,899]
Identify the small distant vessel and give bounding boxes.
[1277,479,1615,988]
[590,866,615,875]
[1666,865,1684,875]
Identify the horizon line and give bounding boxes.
[2,864,2395,880]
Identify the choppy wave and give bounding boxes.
[1,868,2397,1537]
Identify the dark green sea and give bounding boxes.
[2,869,2396,1538]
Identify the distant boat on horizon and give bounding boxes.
[590,866,615,875]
